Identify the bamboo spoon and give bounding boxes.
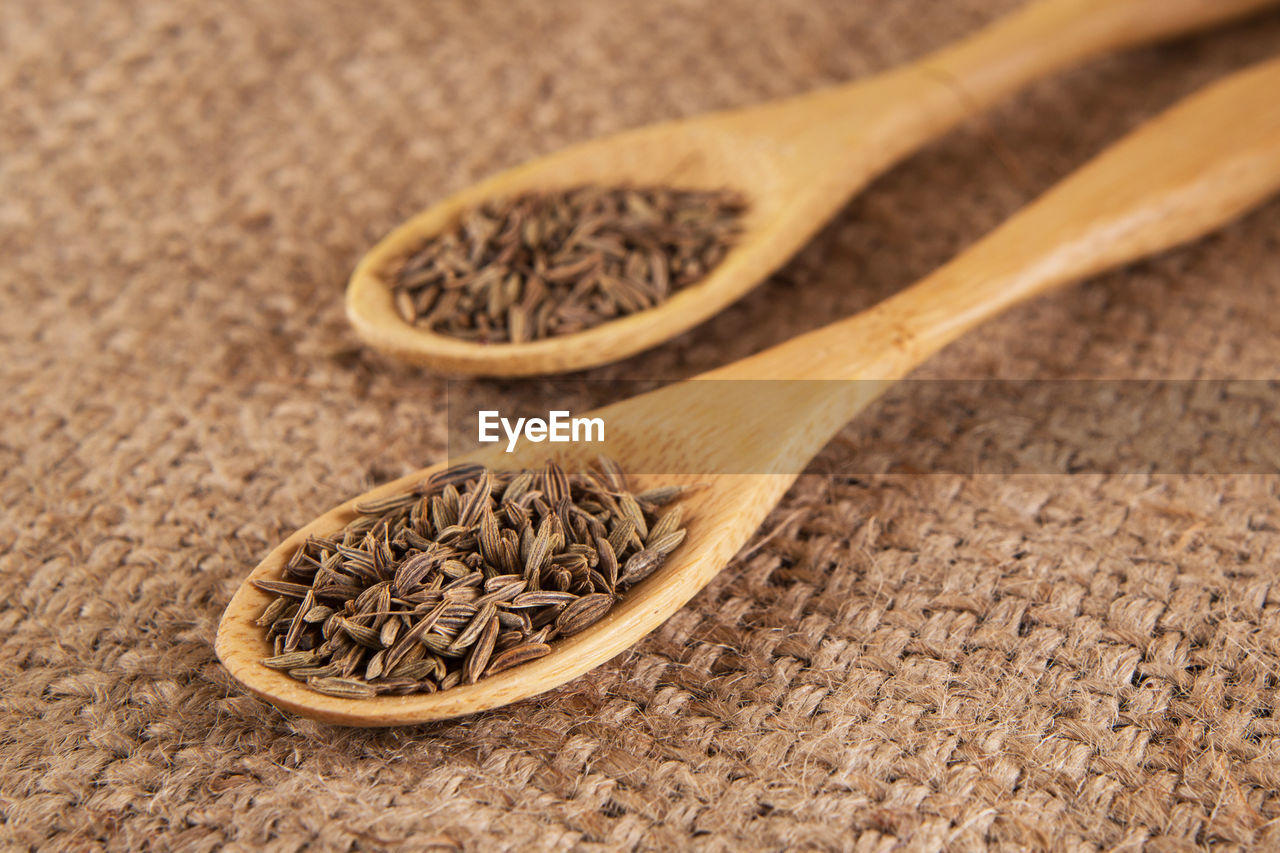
[221,57,1280,725]
[346,0,1277,377]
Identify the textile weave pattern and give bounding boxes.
[3,0,1280,849]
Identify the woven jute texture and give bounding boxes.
[4,1,1280,850]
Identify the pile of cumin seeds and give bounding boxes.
[388,186,747,343]
[254,459,690,698]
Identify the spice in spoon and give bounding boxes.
[388,186,746,343]
[254,458,690,698]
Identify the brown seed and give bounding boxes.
[618,492,648,539]
[374,678,432,695]
[464,613,499,684]
[543,461,570,505]
[647,505,684,544]
[457,470,493,527]
[303,604,335,624]
[353,492,419,515]
[620,548,665,584]
[524,526,554,578]
[478,509,502,565]
[262,651,317,671]
[388,659,438,680]
[502,471,534,504]
[252,579,313,599]
[283,590,314,653]
[555,593,614,637]
[308,677,376,699]
[486,642,552,675]
[255,597,288,628]
[365,650,387,680]
[336,643,365,678]
[647,528,687,557]
[339,618,383,649]
[394,551,439,593]
[495,630,524,650]
[289,663,342,679]
[596,455,627,491]
[596,536,619,589]
[510,590,579,608]
[379,618,401,648]
[475,577,526,607]
[448,603,497,654]
[607,518,637,557]
[636,485,691,507]
[428,463,487,491]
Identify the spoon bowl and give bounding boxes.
[216,462,796,725]
[346,118,797,375]
[346,0,1278,376]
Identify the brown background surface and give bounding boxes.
[4,1,1280,850]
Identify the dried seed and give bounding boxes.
[289,663,342,679]
[620,548,665,584]
[596,536,618,589]
[339,618,384,649]
[353,492,419,515]
[596,455,627,491]
[255,597,288,627]
[252,579,313,599]
[486,642,552,675]
[607,518,636,557]
[618,492,648,539]
[555,593,613,636]
[379,618,401,648]
[303,604,335,624]
[262,651,317,671]
[447,602,497,654]
[365,649,387,680]
[389,659,438,680]
[308,677,376,699]
[647,528,687,557]
[636,485,692,507]
[283,590,314,653]
[648,505,683,544]
[464,613,499,684]
[510,590,579,608]
[375,678,433,695]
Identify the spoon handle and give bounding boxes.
[756,0,1278,164]
[914,0,1277,113]
[719,55,1280,383]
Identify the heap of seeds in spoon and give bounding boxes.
[254,459,690,698]
[388,186,747,343]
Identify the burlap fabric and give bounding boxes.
[4,1,1280,849]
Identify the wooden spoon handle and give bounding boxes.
[722,55,1280,382]
[760,0,1279,163]
[916,0,1278,111]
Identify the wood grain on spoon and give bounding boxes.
[220,57,1280,724]
[346,0,1277,376]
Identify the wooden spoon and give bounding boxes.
[221,57,1280,724]
[346,0,1277,376]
